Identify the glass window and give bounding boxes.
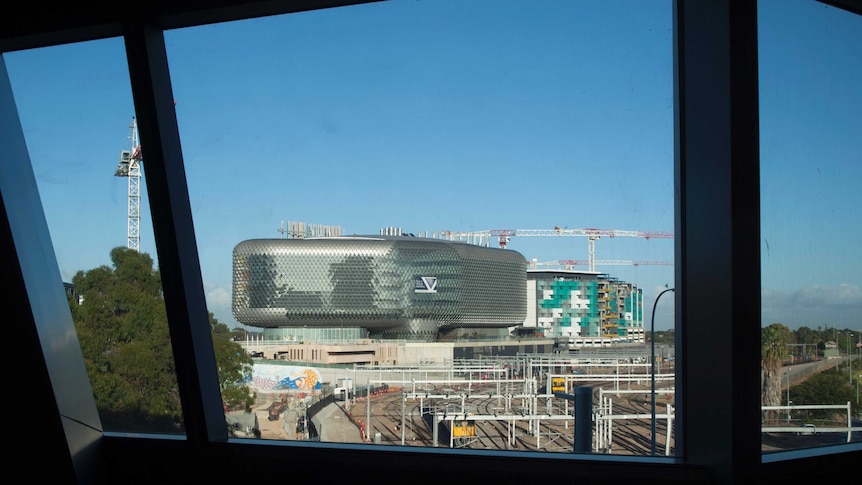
[759,0,862,453]
[165,0,675,454]
[4,40,185,435]
[6,1,862,483]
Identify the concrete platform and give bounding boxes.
[312,402,365,443]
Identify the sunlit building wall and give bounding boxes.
[525,270,644,346]
[233,236,527,338]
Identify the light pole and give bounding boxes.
[849,333,854,386]
[651,286,674,456]
[786,368,791,424]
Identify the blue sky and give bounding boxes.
[3,0,860,332]
[758,0,862,331]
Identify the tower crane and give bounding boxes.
[114,117,142,251]
[438,227,674,271]
[527,259,673,270]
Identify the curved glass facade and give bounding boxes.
[233,237,527,335]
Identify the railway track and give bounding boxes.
[347,376,675,456]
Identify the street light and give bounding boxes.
[651,286,674,456]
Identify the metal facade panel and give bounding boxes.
[233,237,527,334]
[1,55,103,482]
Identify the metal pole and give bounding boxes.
[786,368,791,424]
[651,287,674,456]
[665,404,673,456]
[849,333,854,386]
[659,345,663,373]
[574,386,593,453]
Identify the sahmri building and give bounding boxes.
[232,236,528,340]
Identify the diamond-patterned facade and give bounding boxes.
[233,237,527,335]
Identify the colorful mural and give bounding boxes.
[250,364,321,392]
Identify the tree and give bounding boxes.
[793,326,822,358]
[794,326,818,345]
[71,248,179,432]
[647,329,675,346]
[209,312,255,411]
[70,247,255,431]
[761,323,789,422]
[790,368,855,421]
[230,326,249,341]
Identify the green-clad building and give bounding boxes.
[525,270,644,348]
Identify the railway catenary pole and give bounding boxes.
[433,407,439,446]
[666,404,674,456]
[554,387,593,453]
[401,389,406,445]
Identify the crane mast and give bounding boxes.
[114,117,142,251]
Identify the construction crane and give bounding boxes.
[438,227,674,272]
[527,259,673,270]
[114,117,142,251]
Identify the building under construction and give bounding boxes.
[524,270,644,348]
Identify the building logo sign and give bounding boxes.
[414,276,438,293]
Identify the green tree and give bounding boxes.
[70,247,255,431]
[790,367,855,421]
[647,329,675,346]
[71,248,179,432]
[209,312,255,411]
[794,326,818,345]
[793,326,822,358]
[761,323,790,422]
[230,326,248,341]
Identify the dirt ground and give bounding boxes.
[252,397,297,440]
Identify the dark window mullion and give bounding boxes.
[123,19,227,444]
[1,54,103,481]
[674,0,762,480]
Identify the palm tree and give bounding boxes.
[761,325,789,423]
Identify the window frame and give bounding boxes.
[1,0,860,483]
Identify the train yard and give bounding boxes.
[331,354,677,456]
[254,353,861,455]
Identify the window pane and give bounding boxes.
[166,0,675,453]
[4,41,185,434]
[759,0,862,453]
